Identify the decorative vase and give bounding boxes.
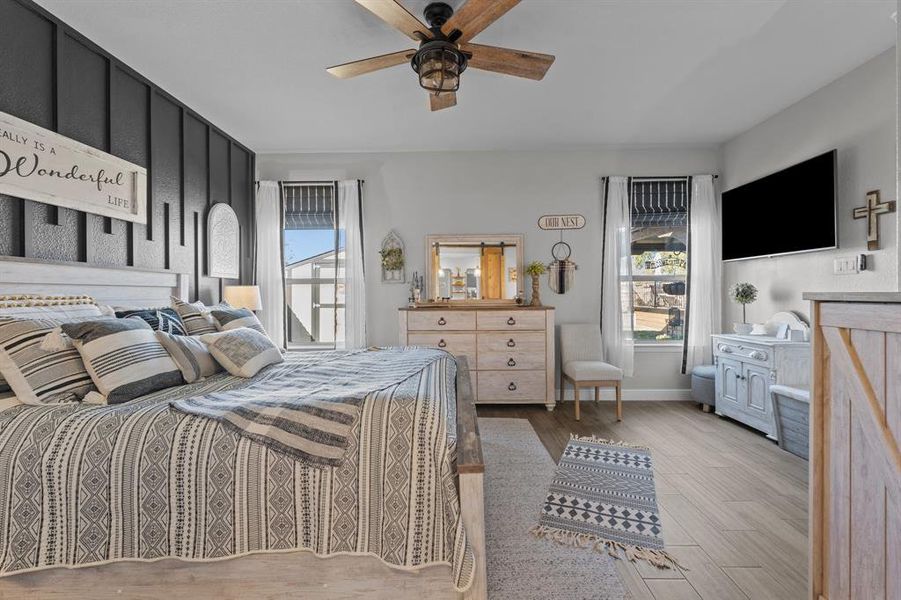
[529,274,542,307]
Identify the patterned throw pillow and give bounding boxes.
[0,317,96,404]
[200,327,284,378]
[115,307,187,335]
[155,331,222,383]
[62,319,184,404]
[210,307,266,335]
[170,297,223,336]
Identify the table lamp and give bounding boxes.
[223,285,262,312]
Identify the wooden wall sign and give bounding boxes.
[537,214,586,230]
[0,110,147,224]
[852,189,895,250]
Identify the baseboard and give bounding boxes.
[556,388,693,402]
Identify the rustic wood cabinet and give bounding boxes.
[399,305,555,410]
[805,293,901,600]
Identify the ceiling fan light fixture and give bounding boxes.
[412,41,467,94]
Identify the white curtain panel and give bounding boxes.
[255,181,286,349]
[600,176,634,377]
[684,175,722,372]
[337,180,366,349]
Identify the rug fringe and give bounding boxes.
[568,434,650,451]
[529,524,685,571]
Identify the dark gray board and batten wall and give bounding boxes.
[0,0,255,303]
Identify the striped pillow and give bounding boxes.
[62,319,184,404]
[155,331,222,383]
[200,327,283,378]
[170,297,221,336]
[116,308,188,335]
[0,317,97,404]
[211,307,266,335]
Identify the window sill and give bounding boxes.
[634,343,684,353]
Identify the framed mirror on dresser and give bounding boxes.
[401,234,555,410]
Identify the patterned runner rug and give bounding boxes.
[531,434,680,569]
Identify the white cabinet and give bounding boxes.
[712,334,809,438]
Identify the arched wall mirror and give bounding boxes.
[426,234,524,303]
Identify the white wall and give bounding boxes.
[720,48,898,325]
[258,147,719,394]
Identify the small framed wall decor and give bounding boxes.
[207,203,240,279]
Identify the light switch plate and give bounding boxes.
[833,256,860,275]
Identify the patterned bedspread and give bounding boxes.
[0,350,474,591]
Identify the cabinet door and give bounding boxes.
[717,358,742,413]
[743,364,773,430]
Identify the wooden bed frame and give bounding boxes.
[0,258,487,600]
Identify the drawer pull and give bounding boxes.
[506,338,516,348]
[749,351,767,360]
[507,358,516,367]
[718,344,732,353]
[507,317,516,326]
[437,317,447,326]
[507,382,517,391]
[437,339,447,348]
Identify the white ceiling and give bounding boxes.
[36,0,897,153]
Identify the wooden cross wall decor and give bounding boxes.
[853,190,896,250]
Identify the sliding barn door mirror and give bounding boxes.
[426,234,524,303]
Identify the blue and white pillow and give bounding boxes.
[211,308,266,335]
[62,319,184,404]
[115,307,187,335]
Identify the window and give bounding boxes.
[630,178,688,343]
[282,183,345,349]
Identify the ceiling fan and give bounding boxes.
[326,0,555,111]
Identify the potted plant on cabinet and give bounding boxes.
[730,282,758,334]
[526,261,547,307]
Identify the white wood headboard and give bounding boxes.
[0,257,189,308]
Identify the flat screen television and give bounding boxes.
[721,150,837,261]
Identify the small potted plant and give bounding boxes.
[525,261,547,307]
[730,282,758,334]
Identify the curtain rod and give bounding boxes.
[254,180,366,185]
[600,175,719,181]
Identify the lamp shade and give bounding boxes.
[223,285,262,311]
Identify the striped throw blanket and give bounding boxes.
[171,347,448,466]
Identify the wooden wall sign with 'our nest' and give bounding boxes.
[538,214,586,230]
[0,110,147,224]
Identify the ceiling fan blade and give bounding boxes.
[461,43,555,81]
[441,0,519,42]
[355,0,430,41]
[429,92,457,111]
[327,49,415,79]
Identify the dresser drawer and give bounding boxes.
[408,333,477,367]
[476,310,546,331]
[478,331,545,355]
[477,370,546,402]
[714,340,773,367]
[478,348,545,370]
[407,310,476,331]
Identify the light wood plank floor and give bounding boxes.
[476,401,809,600]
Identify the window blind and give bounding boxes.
[631,178,689,227]
[282,183,335,230]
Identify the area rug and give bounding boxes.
[480,418,625,600]
[531,434,680,570]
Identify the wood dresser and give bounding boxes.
[399,305,555,410]
[803,292,901,600]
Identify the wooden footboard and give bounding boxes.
[455,357,487,600]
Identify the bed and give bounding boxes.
[0,258,487,600]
